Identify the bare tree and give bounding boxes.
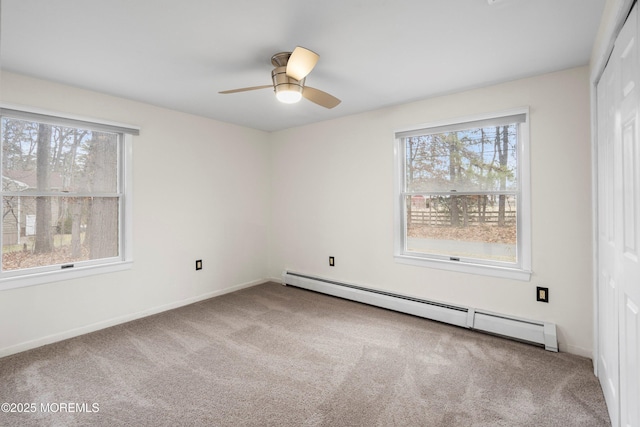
[496,126,509,226]
[34,124,53,254]
[65,129,88,256]
[447,133,461,227]
[87,133,118,259]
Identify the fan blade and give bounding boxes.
[219,85,272,94]
[286,47,319,81]
[302,86,341,109]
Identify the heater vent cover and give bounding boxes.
[283,271,558,352]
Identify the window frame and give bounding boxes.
[393,108,532,281]
[0,104,136,290]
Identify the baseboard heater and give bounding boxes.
[282,271,558,352]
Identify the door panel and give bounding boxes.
[597,4,640,426]
[621,298,639,426]
[618,6,640,427]
[597,50,620,427]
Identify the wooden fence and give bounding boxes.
[409,210,516,226]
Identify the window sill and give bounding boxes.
[0,260,133,292]
[394,254,531,281]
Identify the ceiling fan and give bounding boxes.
[219,46,341,109]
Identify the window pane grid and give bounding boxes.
[401,191,518,197]
[1,114,123,275]
[397,114,524,268]
[402,194,518,263]
[1,195,120,272]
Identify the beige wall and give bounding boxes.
[269,66,593,356]
[0,72,271,356]
[0,66,593,357]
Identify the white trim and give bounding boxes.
[395,112,526,139]
[0,278,266,358]
[393,107,532,281]
[0,260,133,291]
[394,254,531,281]
[591,67,601,377]
[0,108,136,289]
[518,107,532,274]
[0,102,140,134]
[564,342,593,359]
[1,191,121,197]
[269,275,285,284]
[394,107,529,137]
[121,134,134,264]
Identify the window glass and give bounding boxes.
[404,194,517,263]
[1,114,124,279]
[404,125,518,193]
[395,110,530,277]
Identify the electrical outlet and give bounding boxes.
[195,260,202,271]
[329,256,335,267]
[536,286,549,303]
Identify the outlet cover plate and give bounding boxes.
[536,286,548,303]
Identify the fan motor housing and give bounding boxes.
[270,52,292,67]
[271,66,305,97]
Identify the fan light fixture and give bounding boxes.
[276,88,303,104]
[272,65,304,104]
[219,46,341,109]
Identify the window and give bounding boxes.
[394,109,531,280]
[0,106,137,289]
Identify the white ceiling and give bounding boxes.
[1,0,605,132]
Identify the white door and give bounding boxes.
[597,4,640,426]
[597,50,620,427]
[617,6,640,425]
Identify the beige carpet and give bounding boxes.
[0,282,609,426]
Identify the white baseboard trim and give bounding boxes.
[563,343,593,359]
[0,278,265,359]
